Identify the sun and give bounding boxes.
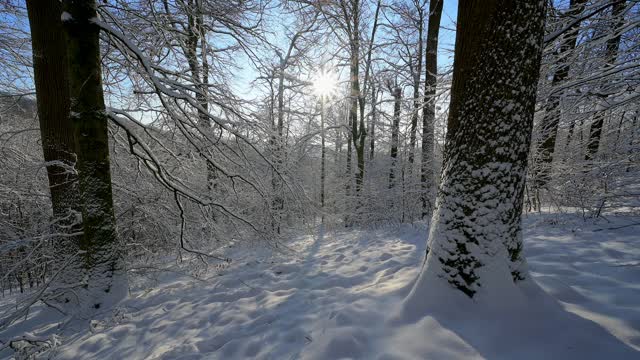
[313,70,337,97]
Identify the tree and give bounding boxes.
[388,82,402,189]
[315,0,374,195]
[368,82,379,160]
[524,0,638,215]
[405,0,425,167]
[405,0,546,301]
[306,0,382,224]
[420,0,443,218]
[532,0,587,190]
[345,0,366,197]
[268,15,318,232]
[62,0,126,310]
[97,0,275,239]
[25,0,82,306]
[585,0,627,161]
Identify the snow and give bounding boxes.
[1,215,639,359]
[60,12,72,22]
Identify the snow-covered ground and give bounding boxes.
[1,213,639,359]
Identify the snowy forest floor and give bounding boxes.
[1,212,640,359]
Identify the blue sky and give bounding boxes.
[234,0,460,99]
[438,0,458,68]
[2,0,459,103]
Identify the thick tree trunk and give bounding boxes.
[406,0,546,300]
[533,0,587,188]
[26,0,77,222]
[26,0,83,305]
[62,0,126,311]
[420,0,443,219]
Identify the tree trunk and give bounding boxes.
[369,84,377,160]
[350,42,365,195]
[533,0,587,187]
[420,0,443,219]
[177,0,218,193]
[346,37,362,225]
[627,111,638,172]
[361,0,381,163]
[406,0,546,300]
[62,0,126,311]
[585,1,626,161]
[389,86,402,189]
[320,95,326,223]
[345,107,353,223]
[26,0,83,306]
[408,8,424,166]
[271,59,288,233]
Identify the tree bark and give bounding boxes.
[26,0,82,305]
[350,43,365,195]
[62,0,126,310]
[320,95,326,223]
[420,0,443,218]
[361,0,381,162]
[26,0,77,221]
[408,6,424,167]
[340,0,365,199]
[389,85,402,189]
[408,0,546,299]
[369,84,377,160]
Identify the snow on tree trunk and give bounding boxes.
[404,0,546,302]
[62,0,127,313]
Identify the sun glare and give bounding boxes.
[313,70,337,97]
